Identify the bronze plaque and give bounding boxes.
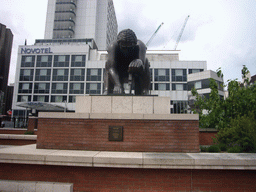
[109,126,123,141]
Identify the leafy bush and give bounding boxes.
[200,146,209,152]
[24,131,34,135]
[227,145,243,153]
[216,112,256,153]
[207,145,221,153]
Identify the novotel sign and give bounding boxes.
[21,47,53,54]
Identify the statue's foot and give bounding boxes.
[113,86,124,94]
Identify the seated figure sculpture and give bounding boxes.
[103,29,150,95]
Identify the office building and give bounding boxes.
[0,23,13,115]
[44,0,118,50]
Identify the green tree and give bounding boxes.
[192,66,256,152]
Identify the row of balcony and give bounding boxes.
[53,0,77,39]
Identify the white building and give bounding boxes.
[11,0,223,121]
[44,0,117,50]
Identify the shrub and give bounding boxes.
[24,131,34,135]
[207,145,221,153]
[216,112,256,153]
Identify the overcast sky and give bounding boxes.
[1,0,256,85]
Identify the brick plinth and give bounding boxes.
[1,163,255,192]
[36,118,199,152]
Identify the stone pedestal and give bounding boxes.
[36,96,200,152]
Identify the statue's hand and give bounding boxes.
[113,85,123,94]
[128,59,144,74]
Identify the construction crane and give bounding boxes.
[146,22,164,47]
[174,15,190,50]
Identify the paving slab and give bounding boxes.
[0,145,256,170]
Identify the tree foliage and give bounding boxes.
[192,66,256,152]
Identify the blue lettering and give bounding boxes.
[20,47,53,54]
[21,48,27,54]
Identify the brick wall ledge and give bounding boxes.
[0,134,37,140]
[0,144,255,170]
[38,112,199,120]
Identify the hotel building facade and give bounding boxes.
[11,0,224,119]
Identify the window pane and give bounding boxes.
[175,69,183,76]
[24,70,30,76]
[158,84,166,90]
[75,56,82,62]
[91,69,98,76]
[90,83,97,90]
[38,96,45,102]
[56,83,64,90]
[74,69,81,76]
[21,96,28,102]
[22,84,29,90]
[58,56,65,62]
[41,56,48,62]
[57,69,65,76]
[176,84,183,91]
[38,83,46,90]
[25,56,32,62]
[55,96,62,102]
[158,69,165,76]
[73,83,80,90]
[195,81,202,89]
[40,69,47,76]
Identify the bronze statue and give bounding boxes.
[103,29,150,95]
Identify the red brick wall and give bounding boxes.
[27,118,38,132]
[0,139,36,145]
[0,129,37,135]
[199,132,218,145]
[0,163,255,192]
[37,118,199,152]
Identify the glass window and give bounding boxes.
[52,69,69,81]
[41,56,48,62]
[176,84,183,91]
[21,56,35,67]
[57,69,65,76]
[195,81,202,89]
[56,83,64,90]
[58,56,65,62]
[73,83,80,90]
[71,55,86,67]
[172,83,187,91]
[22,83,30,90]
[35,69,51,81]
[171,100,188,114]
[23,70,31,76]
[38,83,46,90]
[154,83,170,91]
[36,55,52,67]
[154,69,170,82]
[25,56,32,62]
[40,69,47,76]
[18,83,32,93]
[86,83,101,94]
[86,69,102,81]
[70,68,85,81]
[172,69,187,82]
[52,83,68,94]
[51,95,67,103]
[75,56,82,62]
[54,55,70,67]
[19,69,34,81]
[74,69,81,76]
[34,83,50,94]
[17,95,31,102]
[70,83,84,94]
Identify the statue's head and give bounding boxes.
[117,29,137,49]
